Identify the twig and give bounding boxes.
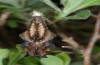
[59,33,80,48]
[91,14,97,18]
[46,18,85,54]
[0,11,10,26]
[51,51,74,54]
[57,32,85,54]
[62,46,74,49]
[84,12,100,65]
[98,35,100,39]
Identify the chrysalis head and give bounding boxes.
[32,11,43,17]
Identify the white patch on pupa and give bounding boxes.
[32,11,43,16]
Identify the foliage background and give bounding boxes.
[0,0,100,65]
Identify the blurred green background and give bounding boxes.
[0,0,100,65]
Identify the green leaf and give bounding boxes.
[0,49,9,65]
[19,57,39,65]
[0,5,12,8]
[70,61,93,65]
[5,7,26,20]
[0,5,25,19]
[56,53,71,65]
[40,55,63,65]
[27,0,41,6]
[56,0,84,20]
[71,62,83,65]
[76,0,100,10]
[7,20,18,28]
[65,10,91,20]
[25,0,52,15]
[8,45,26,65]
[0,0,21,8]
[42,0,61,12]
[63,0,83,13]
[60,0,68,6]
[56,0,100,20]
[92,46,100,54]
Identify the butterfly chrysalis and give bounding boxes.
[19,11,55,57]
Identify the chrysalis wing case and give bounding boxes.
[19,11,56,57]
